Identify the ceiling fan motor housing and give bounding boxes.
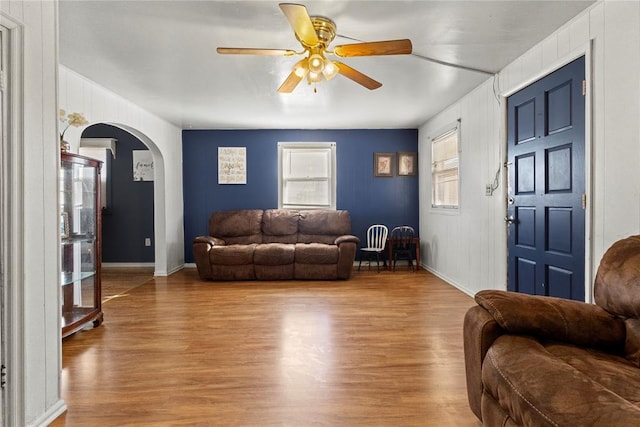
[301,16,337,48]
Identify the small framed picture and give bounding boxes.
[397,152,418,176]
[60,212,69,239]
[374,152,394,177]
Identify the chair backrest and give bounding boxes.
[366,224,388,250]
[390,226,415,250]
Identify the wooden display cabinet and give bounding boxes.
[60,152,103,338]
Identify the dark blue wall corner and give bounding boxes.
[182,129,419,263]
[83,124,155,263]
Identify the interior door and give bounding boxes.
[506,56,586,301]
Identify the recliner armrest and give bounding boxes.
[463,305,504,421]
[335,235,360,245]
[475,290,626,351]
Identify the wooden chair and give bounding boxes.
[390,226,415,271]
[358,225,388,272]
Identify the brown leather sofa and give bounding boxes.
[193,209,360,280]
[464,235,640,426]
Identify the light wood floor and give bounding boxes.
[51,267,479,426]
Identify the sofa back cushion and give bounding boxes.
[298,210,351,244]
[209,209,263,245]
[262,209,300,244]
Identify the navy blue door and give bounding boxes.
[507,57,586,301]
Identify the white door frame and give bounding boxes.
[0,13,25,426]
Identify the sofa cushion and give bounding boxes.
[209,244,256,265]
[298,210,351,244]
[254,243,295,265]
[262,209,299,244]
[295,243,339,264]
[483,335,640,426]
[209,209,263,245]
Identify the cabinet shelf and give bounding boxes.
[61,235,95,245]
[60,152,103,339]
[60,271,96,287]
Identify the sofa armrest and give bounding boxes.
[463,305,505,421]
[192,236,225,280]
[193,236,225,246]
[475,290,626,351]
[335,234,360,246]
[335,235,359,279]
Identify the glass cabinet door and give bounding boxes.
[60,153,103,338]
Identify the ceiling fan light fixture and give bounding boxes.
[322,59,338,80]
[293,58,309,78]
[308,71,322,84]
[308,53,325,74]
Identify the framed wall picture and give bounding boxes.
[374,152,394,177]
[397,151,418,176]
[132,150,154,181]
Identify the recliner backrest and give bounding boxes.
[594,235,640,318]
[594,234,640,367]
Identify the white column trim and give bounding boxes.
[0,11,27,427]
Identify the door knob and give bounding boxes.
[504,215,516,224]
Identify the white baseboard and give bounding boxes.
[183,263,197,269]
[164,264,185,276]
[102,262,155,268]
[424,266,475,297]
[30,399,66,427]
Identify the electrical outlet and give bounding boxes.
[485,185,492,196]
[145,238,151,247]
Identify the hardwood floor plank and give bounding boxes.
[51,268,478,426]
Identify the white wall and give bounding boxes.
[419,0,640,299]
[1,0,64,425]
[58,66,185,276]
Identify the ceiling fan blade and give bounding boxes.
[278,71,304,93]
[279,3,319,47]
[333,39,413,57]
[335,61,382,90]
[217,47,296,56]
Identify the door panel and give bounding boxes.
[507,56,586,301]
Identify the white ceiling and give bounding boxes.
[59,1,594,130]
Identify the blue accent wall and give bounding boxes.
[182,129,419,263]
[83,124,155,263]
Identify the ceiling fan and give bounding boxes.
[217,3,412,93]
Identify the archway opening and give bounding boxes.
[80,123,166,276]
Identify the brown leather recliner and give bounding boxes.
[464,235,640,426]
[193,209,360,281]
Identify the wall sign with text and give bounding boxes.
[218,147,247,184]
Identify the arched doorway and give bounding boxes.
[80,123,167,276]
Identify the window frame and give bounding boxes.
[277,142,337,210]
[431,123,461,210]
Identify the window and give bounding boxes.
[278,142,336,210]
[431,125,460,208]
